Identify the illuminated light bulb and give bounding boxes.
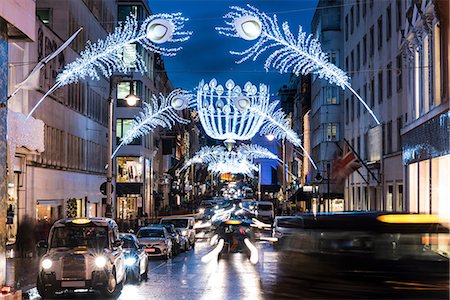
[233,16,262,40]
[234,96,250,111]
[171,95,189,110]
[266,134,275,141]
[125,93,139,106]
[224,139,235,151]
[147,19,174,44]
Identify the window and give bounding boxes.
[386,5,392,41]
[329,51,338,65]
[357,89,361,117]
[351,50,354,72]
[324,87,338,104]
[397,117,402,152]
[378,71,383,103]
[345,15,349,41]
[325,123,338,141]
[351,95,355,121]
[396,0,402,31]
[116,157,143,183]
[116,119,142,145]
[363,0,367,18]
[370,77,375,108]
[387,120,392,153]
[387,62,392,97]
[345,98,349,124]
[396,54,403,91]
[37,8,52,27]
[363,35,367,64]
[356,0,360,25]
[357,136,361,156]
[377,16,383,49]
[433,23,441,106]
[357,43,361,71]
[363,84,367,114]
[350,7,354,34]
[370,26,374,56]
[121,44,137,69]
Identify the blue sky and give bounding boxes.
[148,0,318,92]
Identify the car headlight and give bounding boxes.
[42,258,52,270]
[95,256,107,268]
[125,256,137,266]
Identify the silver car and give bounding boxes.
[137,226,173,259]
[36,218,126,299]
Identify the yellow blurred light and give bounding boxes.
[72,218,91,225]
[376,214,447,224]
[225,220,242,225]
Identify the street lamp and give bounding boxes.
[106,75,139,218]
[266,134,287,214]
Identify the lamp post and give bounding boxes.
[105,75,139,218]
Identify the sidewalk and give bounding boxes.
[6,257,39,294]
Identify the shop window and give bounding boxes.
[386,185,393,211]
[117,157,143,183]
[325,123,338,141]
[396,184,403,211]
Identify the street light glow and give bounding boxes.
[125,93,139,106]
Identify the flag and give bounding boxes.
[331,144,361,181]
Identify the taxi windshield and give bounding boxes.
[50,226,108,249]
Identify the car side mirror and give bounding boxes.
[37,240,48,249]
[112,240,123,248]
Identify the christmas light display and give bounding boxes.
[183,144,278,177]
[195,79,269,145]
[27,13,191,118]
[112,89,192,159]
[217,5,381,125]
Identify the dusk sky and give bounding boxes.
[149,0,318,93]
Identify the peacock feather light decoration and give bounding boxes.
[182,144,279,177]
[217,4,380,125]
[111,89,192,159]
[27,12,192,118]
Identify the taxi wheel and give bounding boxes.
[37,276,55,299]
[101,269,120,298]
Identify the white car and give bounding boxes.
[37,218,126,299]
[256,201,275,222]
[137,226,173,259]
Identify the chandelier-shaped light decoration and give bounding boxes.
[27,13,192,119]
[217,5,380,125]
[183,144,278,177]
[111,89,192,159]
[196,79,270,146]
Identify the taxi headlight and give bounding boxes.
[95,256,107,268]
[125,257,137,266]
[42,258,52,270]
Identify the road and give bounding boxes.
[28,235,449,300]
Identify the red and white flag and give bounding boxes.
[331,144,361,181]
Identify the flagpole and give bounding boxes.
[343,139,380,184]
[334,142,370,185]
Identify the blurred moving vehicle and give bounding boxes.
[272,216,304,247]
[255,201,275,222]
[210,219,259,264]
[36,218,126,299]
[160,217,196,248]
[136,226,173,259]
[242,187,254,199]
[271,212,449,299]
[119,233,148,282]
[176,228,190,251]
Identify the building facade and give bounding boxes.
[342,0,409,212]
[8,0,116,245]
[400,0,449,217]
[310,0,345,212]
